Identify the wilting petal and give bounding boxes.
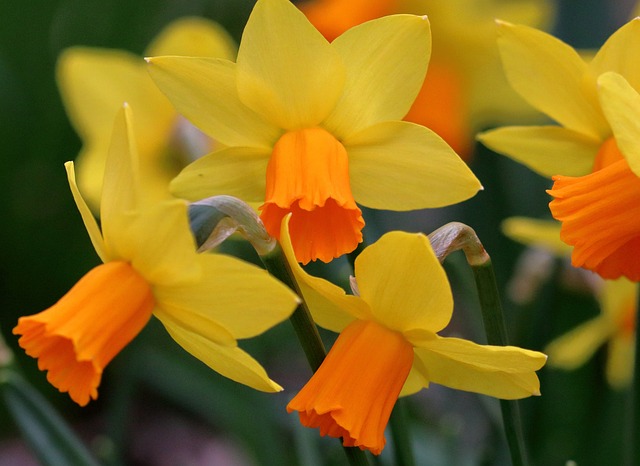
[346,121,481,210]
[154,253,298,340]
[146,57,281,148]
[496,21,608,139]
[323,14,431,140]
[159,316,283,392]
[236,0,344,129]
[478,125,600,178]
[279,215,371,332]
[355,231,453,334]
[170,146,271,202]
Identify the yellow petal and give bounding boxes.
[100,104,140,247]
[606,333,634,389]
[496,21,608,139]
[121,201,202,287]
[501,217,570,256]
[323,14,431,140]
[64,161,107,262]
[146,56,281,147]
[158,316,283,392]
[169,146,271,202]
[279,214,371,332]
[544,318,613,369]
[355,231,453,334]
[346,121,481,210]
[416,337,547,399]
[597,72,640,177]
[154,253,298,340]
[478,125,600,178]
[146,17,236,59]
[399,356,430,397]
[600,277,637,320]
[589,18,640,92]
[236,0,344,129]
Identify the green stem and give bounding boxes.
[260,245,370,466]
[389,398,415,466]
[623,284,640,466]
[429,222,528,466]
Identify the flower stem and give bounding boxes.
[429,222,528,466]
[389,398,415,466]
[260,245,370,466]
[623,284,640,466]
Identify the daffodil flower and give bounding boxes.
[146,0,481,265]
[57,17,236,209]
[279,215,546,455]
[503,217,637,389]
[479,19,640,281]
[300,0,555,157]
[13,105,299,406]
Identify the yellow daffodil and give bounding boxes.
[299,0,554,158]
[279,215,546,455]
[479,19,640,281]
[57,17,236,209]
[13,105,299,406]
[146,0,481,265]
[503,217,637,389]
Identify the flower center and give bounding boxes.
[13,261,155,406]
[548,138,640,280]
[287,319,414,455]
[260,127,365,264]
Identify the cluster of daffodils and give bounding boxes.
[27,0,631,457]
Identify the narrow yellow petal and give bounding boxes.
[355,231,453,334]
[279,214,371,332]
[100,104,140,247]
[346,121,481,210]
[501,217,570,256]
[545,318,613,369]
[606,334,634,389]
[146,56,281,147]
[64,161,107,262]
[236,0,344,129]
[496,21,608,139]
[159,317,283,392]
[169,146,271,202]
[589,18,640,92]
[597,72,640,177]
[323,14,431,140]
[154,253,298,340]
[478,125,600,178]
[145,17,236,59]
[600,277,637,320]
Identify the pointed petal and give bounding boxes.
[155,253,298,340]
[170,146,271,202]
[146,17,236,59]
[355,231,453,334]
[501,217,570,256]
[236,0,344,129]
[416,337,546,399]
[100,104,140,246]
[478,125,600,178]
[323,14,431,140]
[65,162,107,262]
[496,21,608,138]
[597,72,640,177]
[158,315,283,392]
[279,214,370,332]
[544,318,613,369]
[346,121,481,209]
[146,56,281,147]
[590,19,640,91]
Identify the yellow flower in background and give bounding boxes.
[479,19,640,281]
[57,17,236,210]
[147,0,481,265]
[503,217,637,389]
[299,0,555,158]
[280,215,546,455]
[13,106,299,406]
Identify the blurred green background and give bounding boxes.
[0,0,637,465]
